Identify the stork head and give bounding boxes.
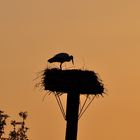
[70,55,74,65]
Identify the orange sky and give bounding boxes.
[0,0,140,139]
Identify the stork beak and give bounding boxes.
[72,58,74,65]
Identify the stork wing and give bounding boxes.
[54,53,69,58]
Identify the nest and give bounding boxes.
[41,68,104,96]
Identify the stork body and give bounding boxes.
[48,53,74,69]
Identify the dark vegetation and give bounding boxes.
[0,110,28,140]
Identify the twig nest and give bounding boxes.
[42,68,105,96]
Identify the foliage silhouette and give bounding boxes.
[0,110,28,140]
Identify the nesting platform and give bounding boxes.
[42,68,104,96]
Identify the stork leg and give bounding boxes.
[60,63,62,70]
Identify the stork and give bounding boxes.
[48,53,74,69]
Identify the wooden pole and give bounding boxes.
[65,92,80,140]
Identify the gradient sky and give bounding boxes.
[0,0,140,139]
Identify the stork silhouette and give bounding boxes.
[48,53,74,69]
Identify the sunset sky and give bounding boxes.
[0,0,140,139]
